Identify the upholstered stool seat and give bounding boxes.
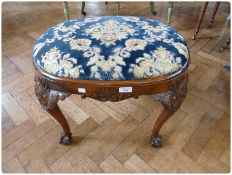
[33,16,189,81]
[33,16,190,148]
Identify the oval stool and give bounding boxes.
[33,16,190,148]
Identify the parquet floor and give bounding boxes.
[2,1,230,173]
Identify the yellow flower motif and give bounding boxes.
[69,39,91,51]
[125,39,147,51]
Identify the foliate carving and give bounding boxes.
[35,75,71,110]
[81,88,138,102]
[154,73,188,112]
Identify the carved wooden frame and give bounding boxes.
[34,58,189,147]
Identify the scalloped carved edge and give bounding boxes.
[81,88,139,102]
[153,73,188,112]
[35,75,71,110]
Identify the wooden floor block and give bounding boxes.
[100,155,130,173]
[124,154,156,173]
[2,93,29,126]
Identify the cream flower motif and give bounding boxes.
[129,47,182,79]
[83,50,95,57]
[41,48,84,78]
[153,46,173,60]
[142,23,163,33]
[43,59,59,75]
[41,47,61,74]
[85,20,135,46]
[171,42,189,59]
[68,66,84,78]
[70,39,92,51]
[87,53,126,80]
[113,47,131,58]
[51,22,82,42]
[125,39,147,51]
[120,49,130,58]
[123,16,140,23]
[84,17,102,23]
[59,59,73,77]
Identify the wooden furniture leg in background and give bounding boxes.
[222,37,230,49]
[167,2,174,26]
[150,2,157,15]
[81,2,86,15]
[63,1,69,21]
[151,73,188,148]
[208,2,220,28]
[221,38,230,70]
[115,2,120,16]
[192,2,209,40]
[35,75,72,145]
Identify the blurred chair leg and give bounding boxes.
[208,2,220,28]
[221,38,230,49]
[81,1,86,15]
[115,2,120,16]
[167,2,174,26]
[222,37,230,71]
[192,2,208,40]
[150,2,157,15]
[223,64,230,71]
[63,1,70,21]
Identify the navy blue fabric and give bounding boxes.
[33,16,189,80]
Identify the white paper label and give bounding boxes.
[119,87,132,93]
[78,88,86,93]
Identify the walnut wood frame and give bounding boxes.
[34,57,190,147]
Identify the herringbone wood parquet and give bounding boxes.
[2,2,230,173]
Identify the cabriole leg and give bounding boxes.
[35,75,72,145]
[151,73,188,148]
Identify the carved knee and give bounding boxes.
[154,73,188,112]
[35,75,70,110]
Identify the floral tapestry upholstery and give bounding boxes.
[33,16,189,80]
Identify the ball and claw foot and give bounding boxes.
[60,132,72,145]
[151,135,162,148]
